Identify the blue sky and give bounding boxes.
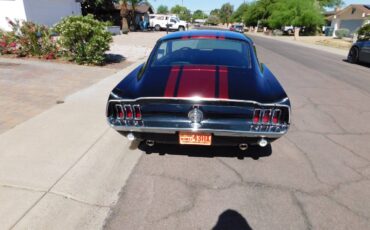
[150,0,370,13]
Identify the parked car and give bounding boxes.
[106,30,291,150]
[347,39,370,64]
[347,24,370,63]
[229,24,244,33]
[282,26,294,35]
[149,14,187,31]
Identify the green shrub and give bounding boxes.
[1,19,57,58]
[206,15,220,26]
[0,25,17,55]
[54,14,112,65]
[335,28,350,39]
[17,21,58,58]
[357,23,370,41]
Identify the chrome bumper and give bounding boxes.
[108,121,288,139]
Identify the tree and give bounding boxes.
[357,23,370,41]
[206,15,221,25]
[81,0,115,16]
[243,0,276,27]
[157,5,169,14]
[268,0,324,39]
[81,0,148,33]
[171,5,191,22]
[219,3,234,26]
[119,0,142,32]
[192,10,207,22]
[231,3,248,23]
[316,0,344,8]
[210,9,220,17]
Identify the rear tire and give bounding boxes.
[155,24,161,31]
[178,26,185,31]
[348,47,359,63]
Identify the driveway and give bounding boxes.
[0,32,165,135]
[0,58,116,134]
[105,35,370,229]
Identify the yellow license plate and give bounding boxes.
[179,132,212,146]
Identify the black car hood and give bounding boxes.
[113,65,287,104]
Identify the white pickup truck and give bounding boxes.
[149,14,187,31]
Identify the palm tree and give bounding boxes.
[120,0,141,32]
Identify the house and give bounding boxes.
[330,4,370,37]
[0,0,81,31]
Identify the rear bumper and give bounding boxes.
[109,123,287,139]
[117,131,278,146]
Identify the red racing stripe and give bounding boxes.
[219,66,229,99]
[164,66,180,97]
[177,65,216,98]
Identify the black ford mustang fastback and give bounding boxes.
[106,30,290,150]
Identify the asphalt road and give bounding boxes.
[104,35,370,230]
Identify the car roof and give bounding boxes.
[159,30,253,44]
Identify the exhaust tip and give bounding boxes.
[239,143,249,151]
[258,138,268,147]
[146,140,155,147]
[127,133,135,141]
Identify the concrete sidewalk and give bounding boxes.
[0,61,143,229]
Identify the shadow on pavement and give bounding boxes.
[105,53,126,64]
[138,142,272,160]
[212,209,253,230]
[342,59,370,68]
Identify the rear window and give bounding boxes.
[151,38,251,68]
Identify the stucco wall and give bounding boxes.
[23,0,81,27]
[0,0,27,31]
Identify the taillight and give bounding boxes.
[253,109,261,124]
[262,110,271,124]
[125,105,133,119]
[133,105,142,120]
[272,110,281,124]
[115,104,124,119]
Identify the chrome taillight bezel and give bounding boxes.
[133,104,142,120]
[115,104,124,120]
[124,105,133,120]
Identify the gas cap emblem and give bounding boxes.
[188,107,203,124]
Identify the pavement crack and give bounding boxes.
[291,192,313,230]
[324,194,370,221]
[285,136,330,186]
[217,158,244,183]
[0,184,45,194]
[48,191,111,208]
[147,174,199,223]
[324,135,370,165]
[308,98,347,133]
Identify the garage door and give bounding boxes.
[340,20,364,34]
